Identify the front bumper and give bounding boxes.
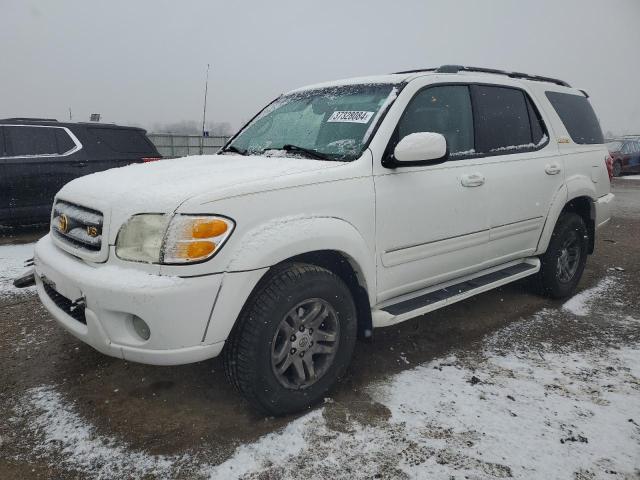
[34,234,226,365]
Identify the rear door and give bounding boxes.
[2,125,77,223]
[469,85,563,265]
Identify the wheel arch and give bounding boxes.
[536,185,596,255]
[223,216,375,339]
[284,250,373,339]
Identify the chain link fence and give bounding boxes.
[147,134,231,158]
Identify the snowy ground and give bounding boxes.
[1,181,639,479]
[617,175,640,180]
[4,272,639,479]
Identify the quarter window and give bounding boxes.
[472,85,540,153]
[397,85,474,156]
[545,91,604,144]
[6,126,59,156]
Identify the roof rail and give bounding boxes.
[1,117,59,122]
[394,65,571,87]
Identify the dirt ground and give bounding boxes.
[1,179,639,479]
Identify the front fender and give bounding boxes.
[225,216,375,299]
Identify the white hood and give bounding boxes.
[56,154,339,240]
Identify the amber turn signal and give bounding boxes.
[174,240,216,259]
[191,219,228,239]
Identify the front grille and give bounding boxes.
[42,281,87,324]
[52,201,104,252]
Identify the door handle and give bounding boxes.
[461,173,485,187]
[545,164,561,175]
[73,162,88,168]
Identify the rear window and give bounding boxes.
[6,126,58,156]
[89,127,155,154]
[545,91,604,144]
[55,129,75,153]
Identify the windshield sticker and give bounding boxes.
[327,111,374,124]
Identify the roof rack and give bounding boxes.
[394,65,571,88]
[1,117,59,122]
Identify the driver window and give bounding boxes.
[398,85,474,157]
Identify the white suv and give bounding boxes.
[33,65,614,415]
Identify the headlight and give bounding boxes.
[116,214,170,263]
[115,214,235,264]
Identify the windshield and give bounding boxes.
[225,83,399,161]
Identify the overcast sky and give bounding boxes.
[2,0,639,135]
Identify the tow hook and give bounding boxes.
[13,268,36,289]
[70,296,86,312]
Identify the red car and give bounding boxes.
[607,138,640,176]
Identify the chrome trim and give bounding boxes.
[0,124,83,159]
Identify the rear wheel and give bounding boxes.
[537,212,589,299]
[223,263,357,416]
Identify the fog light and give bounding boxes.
[132,315,151,341]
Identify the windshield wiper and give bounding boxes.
[263,144,334,161]
[221,145,247,155]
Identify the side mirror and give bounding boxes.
[393,132,448,164]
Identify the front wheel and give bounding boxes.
[537,212,589,299]
[223,263,357,416]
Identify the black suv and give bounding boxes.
[0,119,161,226]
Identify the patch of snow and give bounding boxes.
[58,155,336,220]
[16,386,195,480]
[562,276,616,316]
[489,134,548,153]
[0,242,35,297]
[450,148,476,156]
[618,174,640,180]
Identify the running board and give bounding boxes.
[372,258,540,327]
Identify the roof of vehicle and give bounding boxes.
[289,65,575,95]
[0,118,147,132]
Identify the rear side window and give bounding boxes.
[397,85,475,156]
[6,126,58,156]
[472,85,542,153]
[55,129,75,153]
[0,128,5,155]
[545,91,604,144]
[89,128,156,154]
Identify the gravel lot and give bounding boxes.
[1,180,639,479]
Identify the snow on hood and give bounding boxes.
[57,154,336,219]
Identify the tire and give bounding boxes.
[537,212,589,299]
[223,263,357,416]
[613,161,622,177]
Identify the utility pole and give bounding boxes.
[201,63,210,155]
[69,108,72,121]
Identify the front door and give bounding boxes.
[373,85,490,302]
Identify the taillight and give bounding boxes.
[142,157,162,163]
[605,154,613,181]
